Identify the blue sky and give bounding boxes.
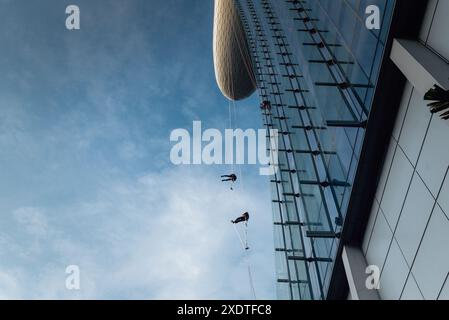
[0,0,275,299]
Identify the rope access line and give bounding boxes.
[217,3,258,301]
[232,222,257,300]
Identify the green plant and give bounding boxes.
[424,85,449,120]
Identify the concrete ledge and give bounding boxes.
[342,246,380,300]
[390,39,449,94]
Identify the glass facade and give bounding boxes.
[236,0,396,299]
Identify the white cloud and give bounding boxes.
[90,166,275,299]
[13,207,48,238]
[0,271,21,300]
[1,166,275,299]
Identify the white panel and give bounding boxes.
[438,277,449,300]
[438,175,449,218]
[412,206,449,299]
[419,0,438,43]
[390,39,449,95]
[363,200,379,255]
[379,240,409,300]
[393,82,414,141]
[380,148,414,229]
[395,175,436,265]
[426,0,449,61]
[398,89,432,166]
[417,118,449,197]
[365,210,393,270]
[342,246,380,300]
[401,275,424,300]
[376,141,397,201]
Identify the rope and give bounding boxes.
[247,262,257,300]
[228,100,235,174]
[232,223,257,300]
[225,15,257,299]
[232,223,247,251]
[230,9,258,89]
[237,160,244,190]
[245,222,249,249]
[231,102,245,190]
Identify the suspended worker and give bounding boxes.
[232,212,250,224]
[260,101,272,111]
[221,174,237,183]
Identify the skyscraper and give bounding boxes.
[213,0,449,300]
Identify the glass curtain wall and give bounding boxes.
[237,0,396,299]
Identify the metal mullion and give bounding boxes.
[263,1,339,299]
[252,4,315,299]
[272,21,335,234]
[273,14,347,227]
[243,3,301,299]
[293,1,368,119]
[238,2,296,298]
[260,1,328,299]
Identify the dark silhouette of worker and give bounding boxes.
[232,212,250,224]
[221,174,237,182]
[260,101,272,111]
